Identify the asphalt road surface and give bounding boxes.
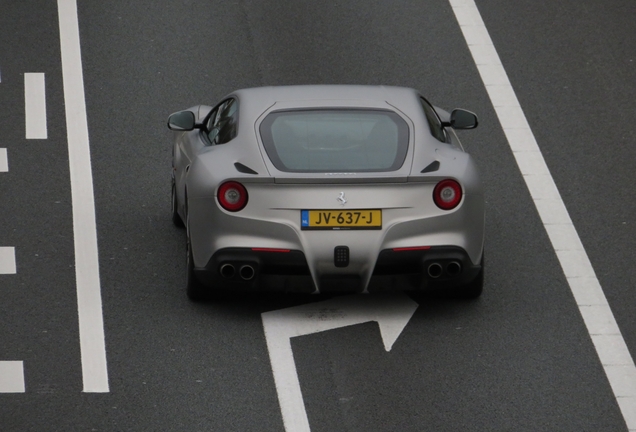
[0,0,635,431]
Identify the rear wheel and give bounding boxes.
[186,236,207,301]
[455,254,484,299]
[171,178,184,227]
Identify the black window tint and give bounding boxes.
[204,107,219,144]
[206,99,238,144]
[205,106,220,135]
[260,109,409,173]
[420,98,446,143]
[215,99,238,144]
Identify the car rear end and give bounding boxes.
[187,92,484,294]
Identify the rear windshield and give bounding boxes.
[259,109,409,172]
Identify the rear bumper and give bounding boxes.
[193,246,481,294]
[193,248,315,293]
[367,246,481,292]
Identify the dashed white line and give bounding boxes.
[57,0,109,393]
[24,73,48,139]
[2,74,24,392]
[0,148,7,172]
[0,247,16,274]
[449,0,636,429]
[0,361,25,393]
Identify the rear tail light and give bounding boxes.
[433,179,462,210]
[217,181,248,211]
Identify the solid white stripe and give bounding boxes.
[57,0,109,392]
[0,247,16,274]
[449,1,636,429]
[0,361,25,393]
[24,73,48,139]
[0,148,7,172]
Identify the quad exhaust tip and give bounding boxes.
[220,263,235,278]
[239,265,255,280]
[446,261,462,277]
[428,261,462,278]
[219,263,255,280]
[427,263,443,278]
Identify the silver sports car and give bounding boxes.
[167,85,484,300]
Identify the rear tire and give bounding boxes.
[171,178,184,228]
[455,255,484,299]
[186,237,207,301]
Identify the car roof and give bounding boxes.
[229,85,423,122]
[231,84,418,101]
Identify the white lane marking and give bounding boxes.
[0,247,16,274]
[262,293,418,432]
[449,0,636,429]
[0,361,25,393]
[24,73,48,139]
[0,148,7,172]
[1,107,23,390]
[57,0,109,393]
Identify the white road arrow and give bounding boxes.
[262,293,419,432]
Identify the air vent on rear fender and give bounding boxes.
[421,161,440,173]
[234,162,258,175]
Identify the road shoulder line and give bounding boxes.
[57,0,109,393]
[449,0,636,429]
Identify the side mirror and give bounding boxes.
[450,109,478,129]
[167,111,195,131]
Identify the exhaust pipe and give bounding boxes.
[446,261,462,277]
[239,265,255,281]
[427,263,443,279]
[219,263,235,278]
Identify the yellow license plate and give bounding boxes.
[301,209,382,230]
